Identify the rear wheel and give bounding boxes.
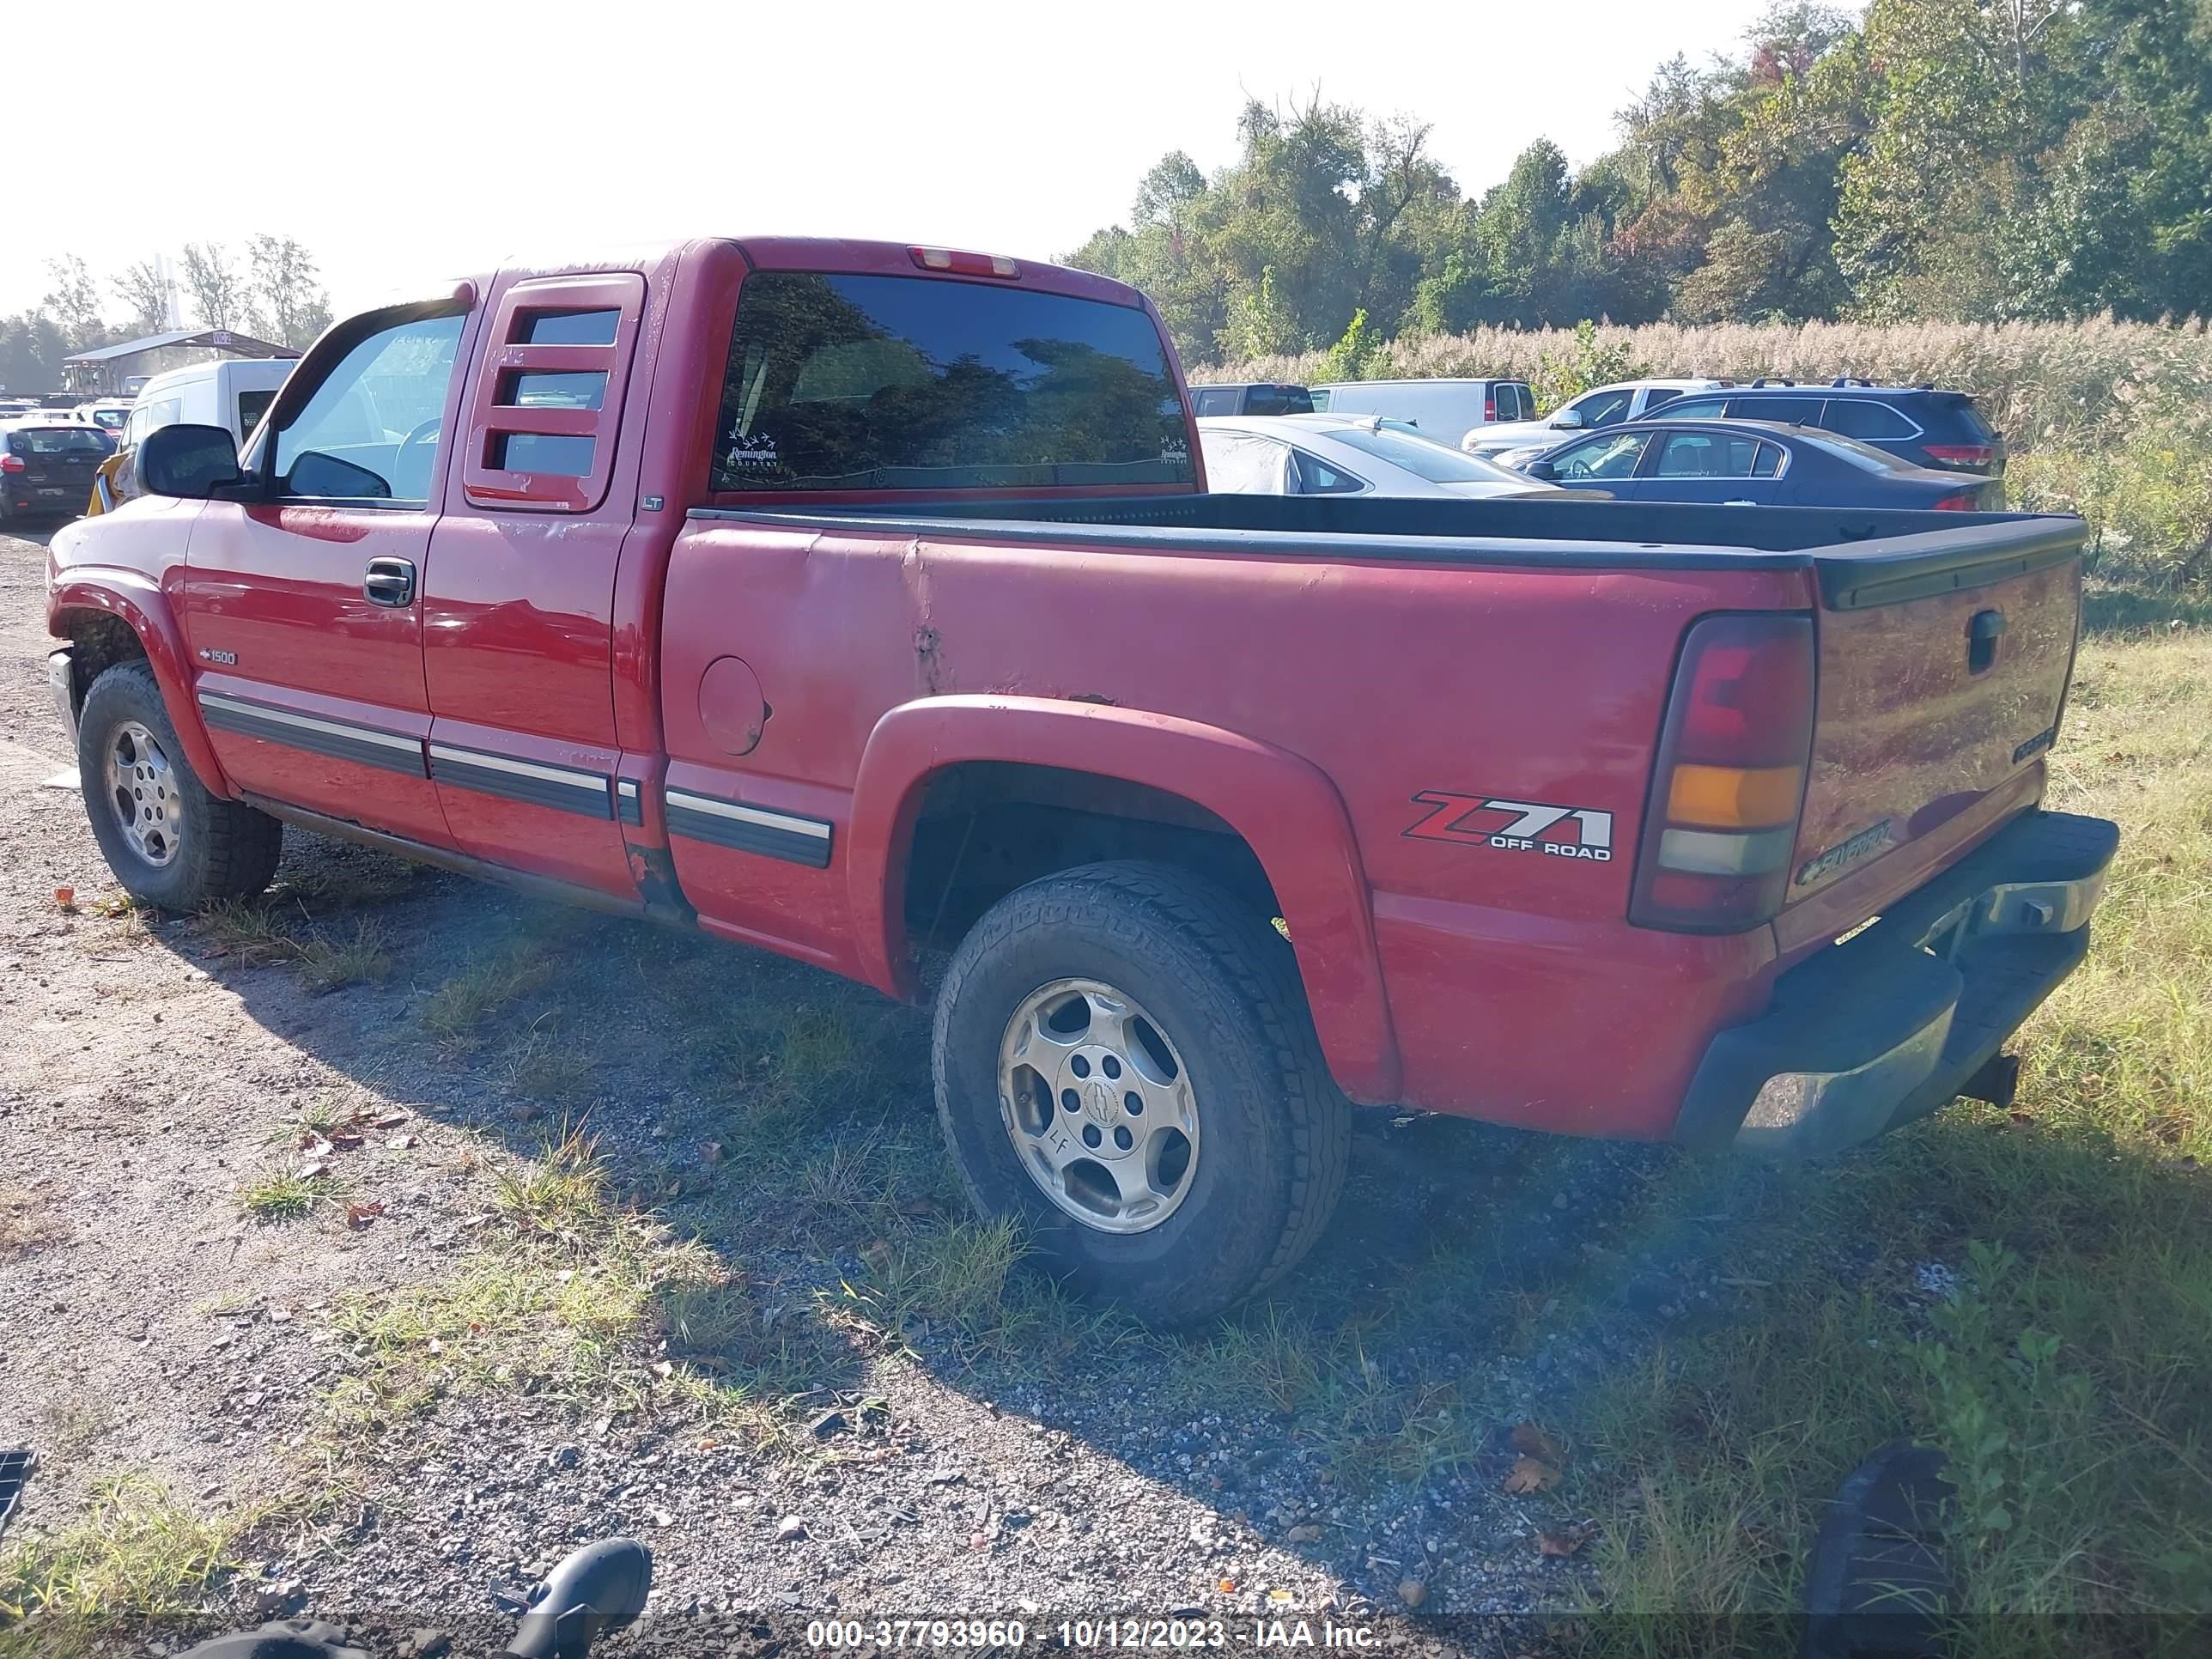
[76,660,283,908]
[933,861,1351,1326]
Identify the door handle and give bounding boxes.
[364,557,416,607]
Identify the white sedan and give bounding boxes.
[1199,413,1565,498]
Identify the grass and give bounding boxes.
[1564,608,2212,1657]
[0,1476,237,1652]
[322,1123,852,1445]
[195,900,391,994]
[240,1167,338,1223]
[0,1184,62,1255]
[419,941,557,1047]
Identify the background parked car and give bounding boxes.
[0,421,113,524]
[89,357,295,514]
[1461,378,1729,457]
[1632,380,2006,476]
[1199,412,1564,498]
[1310,377,1534,447]
[70,400,133,441]
[1519,418,2005,509]
[1187,382,1316,416]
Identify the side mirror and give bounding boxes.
[138,423,245,499]
[1525,459,1559,481]
[1552,409,1584,430]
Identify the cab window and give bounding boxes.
[271,309,464,503]
[1550,431,1650,480]
[1564,387,1634,428]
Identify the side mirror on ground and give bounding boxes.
[1552,410,1583,429]
[137,423,245,500]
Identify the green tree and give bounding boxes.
[0,312,70,394]
[246,235,333,349]
[112,258,172,335]
[40,256,110,350]
[181,242,251,331]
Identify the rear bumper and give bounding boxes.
[1674,810,2118,1156]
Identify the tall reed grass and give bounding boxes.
[1202,314,2212,454]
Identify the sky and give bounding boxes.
[2,0,1777,323]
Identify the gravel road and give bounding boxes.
[1,522,1720,1657]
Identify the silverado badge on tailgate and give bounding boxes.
[1795,818,1895,887]
[1405,792,1614,861]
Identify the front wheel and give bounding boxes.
[76,660,283,908]
[933,861,1351,1326]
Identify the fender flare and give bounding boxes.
[48,568,232,795]
[848,695,1401,1105]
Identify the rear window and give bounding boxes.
[8,427,109,454]
[1660,397,1729,421]
[1245,385,1314,416]
[1796,429,1920,473]
[1954,403,1998,443]
[88,408,128,431]
[1328,423,1524,484]
[712,272,1194,493]
[1820,399,1917,441]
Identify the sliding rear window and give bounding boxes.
[712,272,1194,493]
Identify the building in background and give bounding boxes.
[61,328,299,398]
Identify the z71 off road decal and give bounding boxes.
[1404,792,1614,862]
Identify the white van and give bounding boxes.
[99,359,296,511]
[124,358,295,451]
[1309,379,1534,447]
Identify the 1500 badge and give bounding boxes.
[1404,792,1613,861]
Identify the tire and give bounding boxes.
[76,659,283,908]
[933,860,1352,1327]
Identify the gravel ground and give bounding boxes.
[0,523,1740,1657]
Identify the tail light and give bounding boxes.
[1483,392,1496,421]
[1934,491,1978,511]
[1922,443,1996,469]
[1630,614,1816,933]
[0,454,23,474]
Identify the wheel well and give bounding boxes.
[902,762,1281,948]
[61,612,148,715]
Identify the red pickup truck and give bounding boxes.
[46,237,2117,1322]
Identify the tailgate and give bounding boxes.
[1788,526,2082,921]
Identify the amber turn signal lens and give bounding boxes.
[1665,763,1804,830]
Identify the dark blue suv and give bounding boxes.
[1634,380,2006,477]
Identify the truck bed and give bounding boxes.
[703,496,2085,608]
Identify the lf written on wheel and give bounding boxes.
[932,861,1351,1327]
[75,660,283,909]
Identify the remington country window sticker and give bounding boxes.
[1404,792,1615,862]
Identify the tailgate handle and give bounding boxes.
[1968,608,2006,674]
